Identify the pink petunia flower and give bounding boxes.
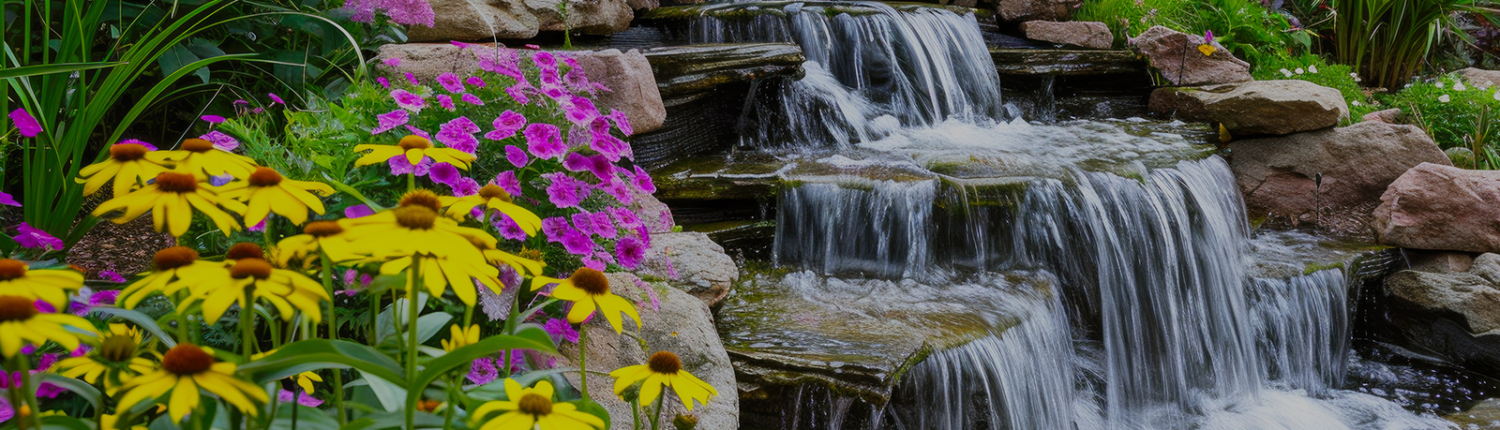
[494,171,522,196]
[437,72,466,93]
[436,116,480,153]
[10,109,42,137]
[15,223,63,251]
[461,93,485,106]
[201,130,239,151]
[504,145,528,168]
[372,110,410,135]
[616,236,646,269]
[391,89,426,112]
[0,192,19,207]
[523,123,564,159]
[466,76,487,88]
[436,94,456,111]
[201,115,226,124]
[268,93,285,105]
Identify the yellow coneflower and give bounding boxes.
[0,294,97,358]
[609,351,718,410]
[471,237,545,277]
[53,324,157,393]
[0,259,83,307]
[469,379,605,430]
[115,344,268,422]
[441,324,481,352]
[169,138,258,179]
[363,208,502,306]
[354,135,475,170]
[101,413,148,430]
[224,242,266,262]
[76,143,175,197]
[294,371,321,395]
[219,167,334,226]
[439,184,543,235]
[119,247,230,309]
[531,268,640,334]
[185,258,329,323]
[91,172,245,237]
[275,220,355,268]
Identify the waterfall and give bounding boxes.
[689,1,1004,147]
[1249,269,1351,396]
[773,180,936,279]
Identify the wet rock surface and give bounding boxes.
[1150,80,1348,136]
[1019,21,1113,49]
[1132,26,1252,86]
[996,0,1081,22]
[644,43,805,98]
[632,232,739,307]
[1379,261,1500,381]
[410,0,640,43]
[1373,163,1500,254]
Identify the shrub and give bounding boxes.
[1378,74,1500,161]
[1331,0,1481,89]
[1251,54,1379,120]
[1077,0,1313,65]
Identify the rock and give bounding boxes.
[409,0,637,43]
[1385,268,1500,377]
[1474,253,1500,284]
[989,47,1145,76]
[1229,122,1450,232]
[1373,163,1500,253]
[1019,21,1113,49]
[1407,250,1478,273]
[559,273,737,430]
[643,44,806,98]
[1458,67,1500,89]
[1362,108,1402,124]
[1131,26,1251,86]
[633,232,738,307]
[1446,397,1500,428]
[374,44,666,134]
[996,0,1081,22]
[631,190,676,234]
[1150,80,1348,136]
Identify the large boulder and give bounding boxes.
[1383,261,1500,378]
[409,0,638,43]
[1131,26,1251,86]
[1149,80,1348,136]
[1229,122,1450,232]
[1457,67,1500,89]
[1019,21,1113,49]
[1373,163,1500,253]
[996,0,1081,22]
[375,44,666,134]
[632,232,738,308]
[559,273,738,430]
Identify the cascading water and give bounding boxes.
[1250,269,1350,396]
[688,1,1004,147]
[773,180,935,279]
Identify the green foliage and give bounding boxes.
[1251,54,1378,119]
[1377,74,1500,168]
[1331,0,1482,89]
[1076,0,1313,64]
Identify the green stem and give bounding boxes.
[291,391,300,430]
[578,324,589,399]
[499,287,521,379]
[650,392,664,430]
[391,288,404,351]
[176,291,190,340]
[632,399,641,430]
[441,375,457,430]
[407,173,415,192]
[13,357,38,430]
[369,292,380,345]
[241,289,256,358]
[404,254,423,430]
[319,253,346,425]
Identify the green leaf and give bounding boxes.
[340,411,444,430]
[270,404,339,430]
[38,415,92,430]
[239,339,406,386]
[157,44,208,84]
[363,374,407,413]
[572,399,613,430]
[0,62,126,79]
[90,306,177,347]
[35,373,101,409]
[322,172,386,211]
[404,328,558,409]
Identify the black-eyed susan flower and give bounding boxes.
[76,143,175,197]
[441,324,480,352]
[439,184,542,235]
[101,413,148,430]
[0,258,83,307]
[91,172,246,238]
[0,294,97,357]
[224,242,266,262]
[119,247,229,309]
[531,268,640,334]
[169,138,258,179]
[354,135,475,170]
[373,227,502,307]
[610,351,717,410]
[219,167,335,226]
[115,344,268,422]
[294,371,321,395]
[471,236,545,277]
[275,221,354,268]
[341,194,502,303]
[469,379,605,430]
[186,258,330,323]
[53,323,157,393]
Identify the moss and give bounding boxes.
[1303,261,1346,276]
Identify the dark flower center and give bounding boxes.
[161,344,214,375]
[303,221,344,237]
[230,258,273,280]
[110,144,149,161]
[517,393,553,416]
[0,260,27,281]
[478,184,512,202]
[181,138,216,153]
[154,247,199,270]
[99,334,138,363]
[226,243,265,261]
[248,167,283,187]
[155,172,198,193]
[648,351,682,375]
[0,296,38,323]
[570,268,609,296]
[394,206,438,230]
[398,135,432,151]
[399,190,442,212]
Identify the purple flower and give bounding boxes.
[541,217,571,240]
[377,76,391,88]
[210,173,234,187]
[201,115,226,124]
[504,145,529,168]
[505,84,531,105]
[99,270,126,283]
[381,0,435,27]
[10,109,42,137]
[542,86,568,101]
[542,318,580,343]
[1205,30,1215,44]
[631,165,657,193]
[0,192,18,207]
[391,89,426,112]
[383,58,402,68]
[461,93,485,106]
[436,116,480,153]
[590,128,630,162]
[0,397,11,423]
[560,229,596,255]
[429,162,461,186]
[610,207,643,230]
[268,93,285,105]
[249,219,266,232]
[468,358,498,385]
[563,96,599,126]
[72,290,120,316]
[278,390,325,407]
[494,214,528,241]
[389,155,433,176]
[592,212,617,239]
[524,124,565,160]
[437,94,456,111]
[437,73,465,93]
[405,125,430,139]
[582,254,607,271]
[572,212,597,236]
[543,173,589,208]
[563,152,616,182]
[372,110,410,135]
[495,171,522,196]
[485,111,528,141]
[117,139,158,150]
[345,204,375,218]
[201,130,239,151]
[15,223,63,251]
[565,69,591,91]
[597,178,634,205]
[616,236,646,269]
[450,177,480,197]
[405,72,421,86]
[467,76,487,88]
[533,51,558,69]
